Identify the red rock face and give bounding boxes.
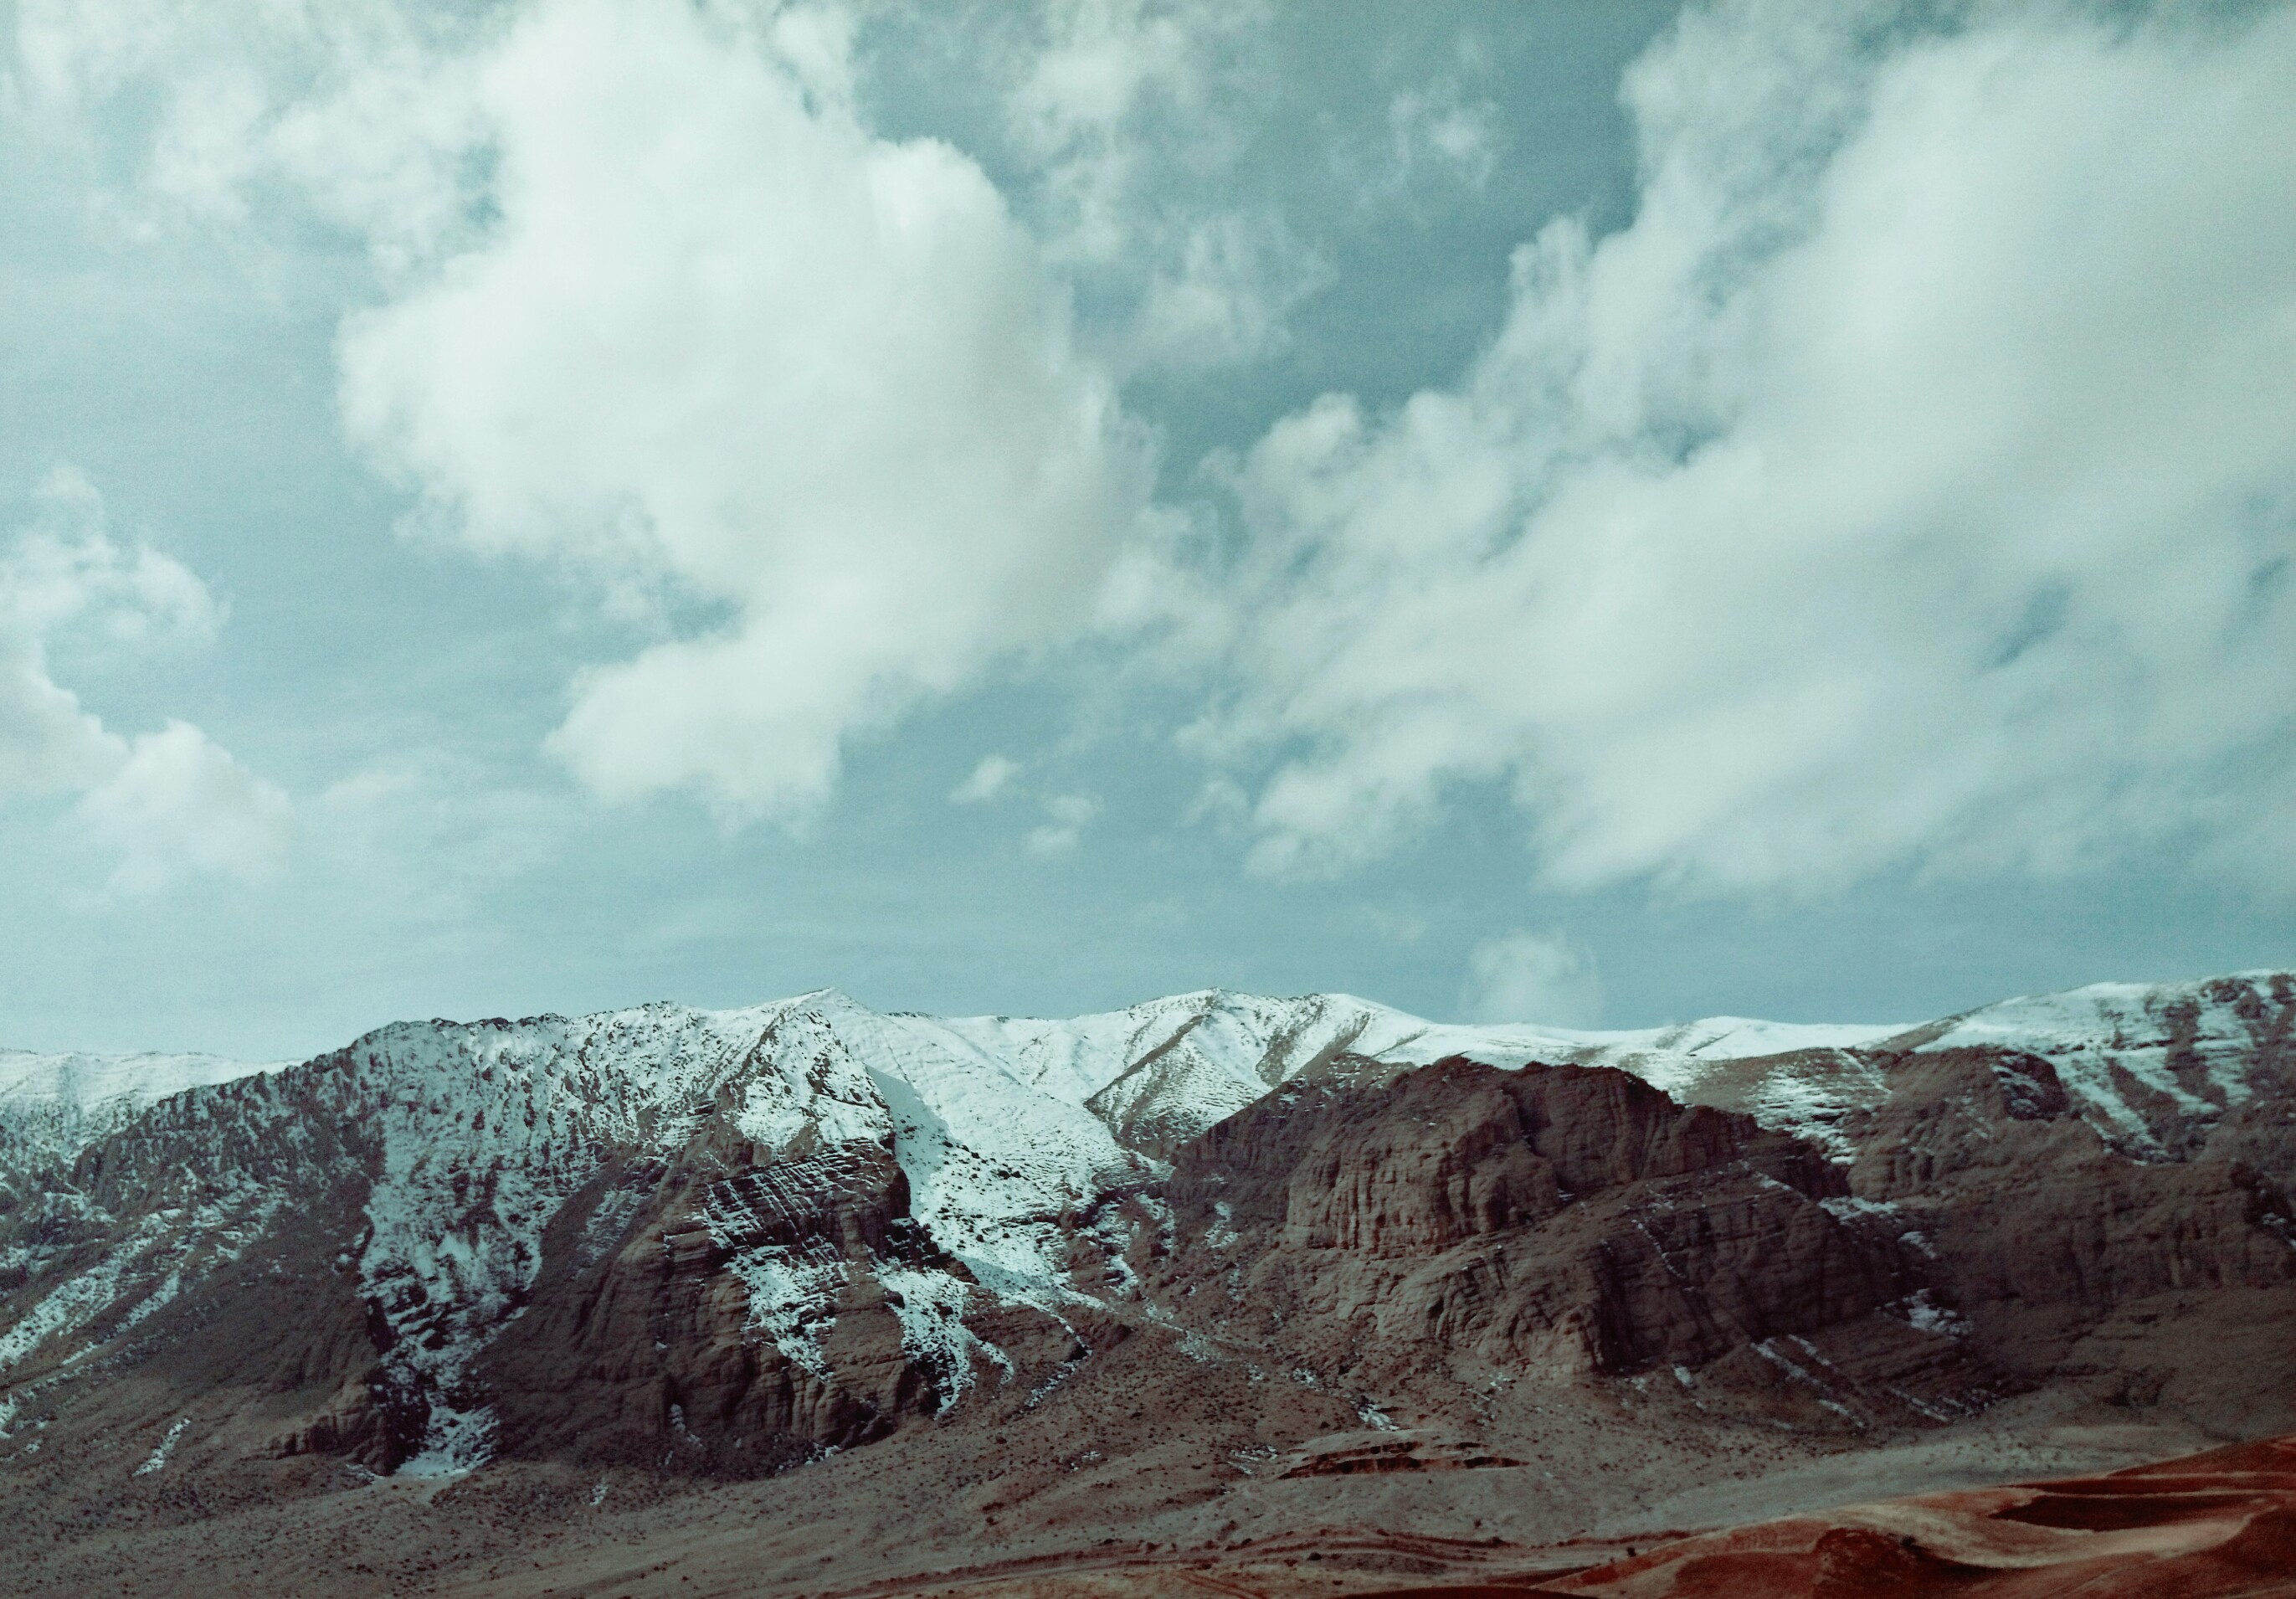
[1831,1044,2296,1427]
[475,1131,1093,1476]
[1150,1060,1976,1411]
[476,1141,943,1474]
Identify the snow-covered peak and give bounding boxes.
[1894,970,2295,1155]
[0,1047,280,1113]
[1905,971,2292,1061]
[895,990,1913,1156]
[0,1047,286,1175]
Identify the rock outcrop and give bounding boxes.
[1144,1059,1980,1422]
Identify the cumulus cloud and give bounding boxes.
[14,0,1323,833]
[0,465,214,804]
[321,0,1153,821]
[1459,929,1602,1026]
[1384,83,1499,193]
[34,0,2291,907]
[1007,0,1220,262]
[22,1,1168,825]
[75,721,295,896]
[0,467,293,893]
[1127,211,1331,373]
[948,753,1100,853]
[13,0,501,264]
[1194,0,2296,892]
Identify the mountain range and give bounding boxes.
[2,971,2292,1596]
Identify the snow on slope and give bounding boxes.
[335,992,1161,1466]
[907,974,2291,1163]
[0,1049,281,1170]
[1485,1018,1914,1159]
[840,1001,1152,1293]
[1892,970,2296,1156]
[342,997,865,1471]
[915,990,1913,1159]
[0,1048,273,1108]
[321,968,2292,1459]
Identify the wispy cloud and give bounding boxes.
[1459,929,1601,1026]
[949,753,1022,805]
[1025,792,1102,857]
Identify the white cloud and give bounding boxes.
[1025,791,1101,856]
[8,0,1290,830]
[1008,0,1210,260]
[0,465,219,661]
[13,0,502,264]
[316,0,1153,822]
[0,648,116,801]
[950,753,1022,804]
[1384,83,1498,192]
[36,0,2292,908]
[1458,929,1601,1026]
[0,466,293,893]
[1,465,218,804]
[15,0,1292,840]
[947,753,1098,853]
[1194,0,2296,893]
[75,721,295,896]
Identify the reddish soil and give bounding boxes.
[750,1435,2296,1597]
[1517,1433,2296,1598]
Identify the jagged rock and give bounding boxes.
[1150,1059,1952,1406]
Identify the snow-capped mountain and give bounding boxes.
[0,1048,287,1171]
[0,969,2289,1488]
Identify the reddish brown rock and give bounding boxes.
[1148,1058,1979,1420]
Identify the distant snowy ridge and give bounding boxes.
[7,969,2289,1176]
[0,1048,287,1175]
[0,1047,282,1111]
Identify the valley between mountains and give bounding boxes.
[2,973,2293,1596]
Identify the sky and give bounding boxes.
[2,0,2293,1060]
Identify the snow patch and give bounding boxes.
[1204,1201,1240,1250]
[397,1402,498,1478]
[1910,973,2292,1157]
[875,1262,1008,1415]
[0,1212,173,1371]
[717,1242,845,1378]
[1819,1196,1901,1224]
[1896,1289,1970,1338]
[576,1183,650,1267]
[134,1416,189,1476]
